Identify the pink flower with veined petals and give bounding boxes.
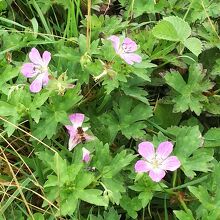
[65,113,93,151]
[21,48,51,93]
[82,147,91,163]
[135,141,181,182]
[108,35,142,65]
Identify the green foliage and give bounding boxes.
[165,64,213,115]
[113,96,152,138]
[168,126,214,178]
[1,0,220,219]
[152,16,202,56]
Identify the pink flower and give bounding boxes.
[21,48,51,93]
[135,141,181,182]
[65,113,93,151]
[82,147,90,163]
[108,35,142,65]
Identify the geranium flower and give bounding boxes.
[82,147,90,163]
[65,113,93,151]
[21,48,51,93]
[108,35,142,65]
[135,141,181,182]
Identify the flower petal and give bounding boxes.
[120,53,142,65]
[84,133,94,141]
[149,168,166,182]
[156,141,173,159]
[68,136,80,151]
[42,73,49,86]
[135,160,151,173]
[138,141,155,161]
[65,125,77,135]
[29,48,43,65]
[161,156,181,171]
[69,113,85,128]
[108,35,120,53]
[42,51,51,66]
[29,75,43,93]
[122,38,138,52]
[82,147,90,163]
[21,63,37,78]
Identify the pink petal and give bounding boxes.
[122,38,138,52]
[42,51,51,66]
[69,113,85,128]
[29,48,43,65]
[107,35,120,53]
[84,133,94,141]
[156,141,173,159]
[29,75,43,93]
[82,147,90,163]
[149,168,166,182]
[161,156,181,171]
[138,142,155,161]
[21,63,37,78]
[42,73,49,86]
[65,125,77,136]
[120,53,142,65]
[135,160,151,173]
[68,136,80,151]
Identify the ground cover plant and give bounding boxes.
[0,0,220,219]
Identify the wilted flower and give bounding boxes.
[108,35,142,65]
[82,147,90,163]
[65,113,93,151]
[47,73,75,95]
[135,141,181,182]
[21,48,51,93]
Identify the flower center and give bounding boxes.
[151,158,162,169]
[121,43,133,53]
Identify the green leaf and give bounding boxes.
[78,189,108,206]
[75,172,95,189]
[59,192,78,216]
[164,70,186,93]
[168,126,213,178]
[164,16,191,41]
[0,101,17,116]
[165,64,213,115]
[152,20,179,41]
[138,191,153,208]
[103,150,135,178]
[184,37,202,56]
[102,178,125,205]
[188,186,216,210]
[152,16,191,42]
[113,96,152,138]
[28,213,44,220]
[103,207,121,220]
[0,66,19,87]
[120,195,142,219]
[174,210,195,220]
[154,103,182,128]
[204,128,220,147]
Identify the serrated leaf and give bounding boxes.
[168,126,213,178]
[152,20,179,41]
[152,16,191,42]
[102,178,125,205]
[164,16,191,41]
[204,128,220,147]
[165,64,213,115]
[184,37,202,56]
[103,150,136,178]
[78,189,108,206]
[113,96,152,138]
